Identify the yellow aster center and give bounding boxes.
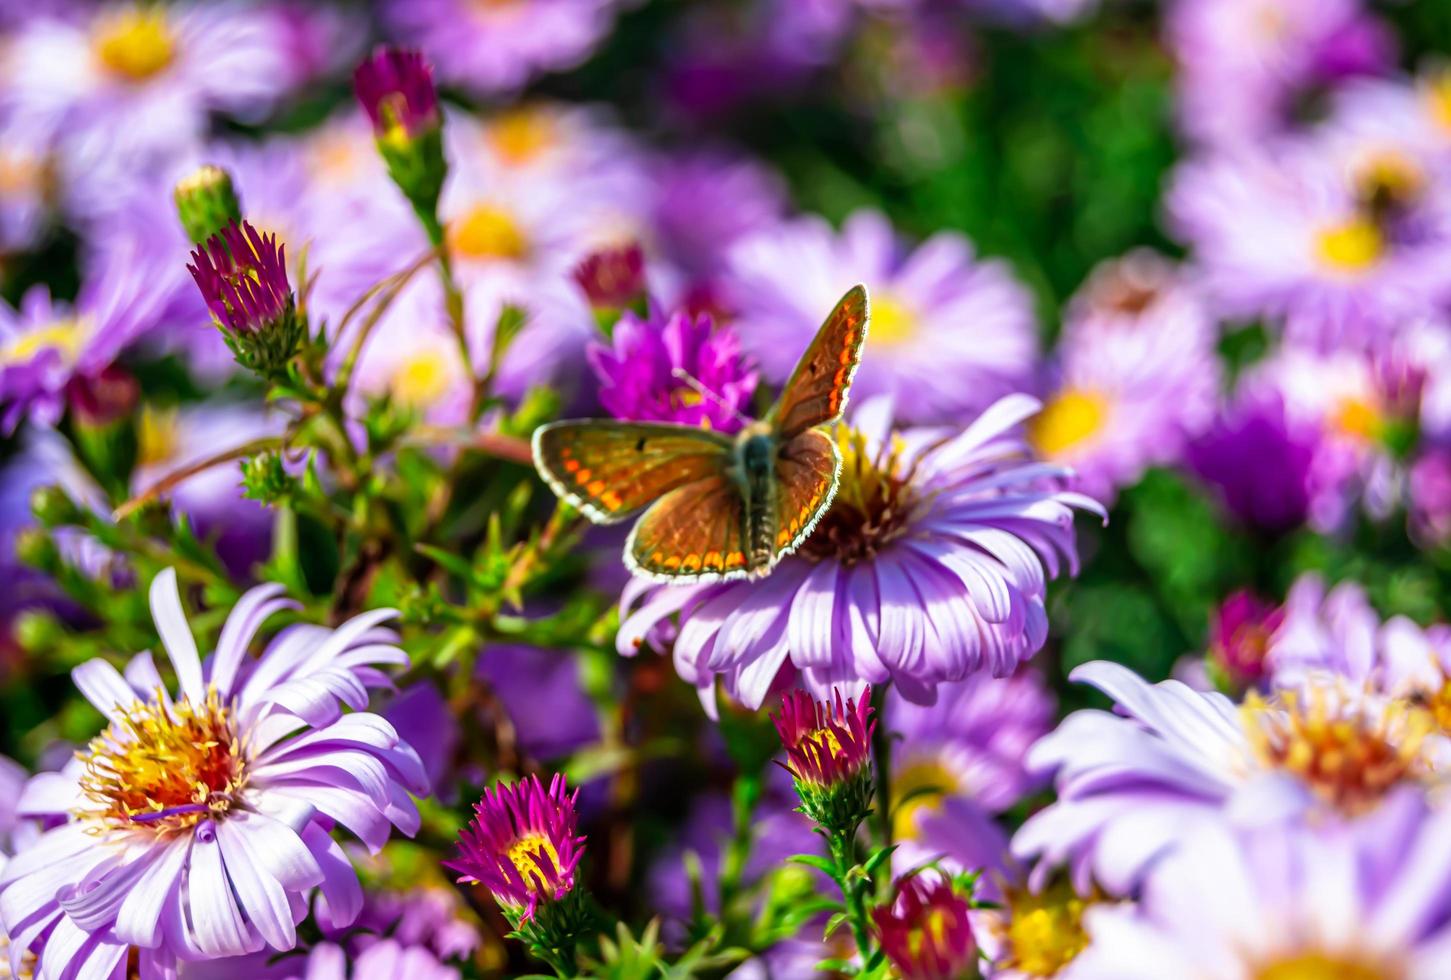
[1332,396,1384,442]
[869,291,918,347]
[489,107,559,166]
[1416,678,1451,735]
[507,832,563,895]
[77,688,246,833]
[1243,688,1432,816]
[0,318,90,367]
[1315,218,1384,274]
[797,425,917,566]
[999,882,1092,978]
[391,348,457,408]
[92,8,175,82]
[137,406,180,468]
[1028,388,1108,458]
[1254,951,1401,980]
[448,204,529,261]
[1425,70,1451,135]
[891,757,958,841]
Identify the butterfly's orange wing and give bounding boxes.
[532,421,733,524]
[626,474,751,582]
[768,285,870,439]
[773,428,841,558]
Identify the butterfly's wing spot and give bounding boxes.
[635,437,646,452]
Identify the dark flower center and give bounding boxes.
[797,426,917,566]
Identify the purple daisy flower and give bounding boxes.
[725,209,1038,423]
[448,774,585,923]
[1167,140,1451,350]
[380,0,623,94]
[888,668,1054,873]
[1032,252,1219,504]
[587,307,758,433]
[0,568,428,977]
[1166,0,1394,149]
[0,251,169,432]
[1071,791,1451,980]
[619,395,1102,708]
[1013,660,1442,896]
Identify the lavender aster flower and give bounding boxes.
[648,150,787,289]
[447,774,585,923]
[726,210,1037,423]
[619,396,1101,707]
[587,308,758,433]
[0,252,167,432]
[1071,792,1451,980]
[1014,660,1441,895]
[380,0,623,95]
[0,568,428,977]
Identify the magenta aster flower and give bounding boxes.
[447,774,585,923]
[774,686,875,789]
[188,221,293,337]
[1014,660,1442,895]
[1187,388,1321,532]
[1204,590,1284,691]
[1071,792,1451,980]
[725,209,1038,423]
[0,568,427,977]
[872,872,976,980]
[573,241,646,312]
[353,47,441,142]
[619,396,1102,707]
[380,0,622,94]
[586,307,758,433]
[0,253,168,432]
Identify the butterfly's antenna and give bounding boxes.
[671,368,750,425]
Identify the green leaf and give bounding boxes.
[788,854,839,877]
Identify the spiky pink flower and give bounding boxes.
[872,872,976,980]
[447,774,585,922]
[353,47,441,142]
[773,687,875,789]
[187,221,293,337]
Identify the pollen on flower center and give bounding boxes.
[91,8,176,82]
[77,688,247,832]
[507,832,564,894]
[796,426,918,566]
[1029,388,1108,458]
[490,108,559,166]
[1253,950,1401,980]
[998,882,1093,977]
[1243,688,1431,816]
[448,204,529,261]
[392,348,457,407]
[0,318,90,367]
[1315,218,1384,274]
[868,292,918,347]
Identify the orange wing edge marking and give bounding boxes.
[531,422,640,526]
[826,282,871,428]
[622,505,757,585]
[775,436,842,562]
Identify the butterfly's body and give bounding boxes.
[532,286,869,583]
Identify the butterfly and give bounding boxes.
[532,284,870,583]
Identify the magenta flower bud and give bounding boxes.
[872,873,977,980]
[354,46,440,144]
[447,774,586,924]
[573,241,646,314]
[187,221,303,376]
[1208,590,1284,691]
[773,686,876,832]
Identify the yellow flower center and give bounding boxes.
[891,757,958,841]
[137,406,180,468]
[1254,951,1401,980]
[1414,678,1451,735]
[1356,152,1425,213]
[869,292,918,347]
[797,426,918,566]
[489,107,559,166]
[391,348,458,408]
[1424,70,1451,135]
[1332,396,1384,442]
[507,832,563,895]
[0,318,90,367]
[448,204,529,261]
[998,882,1092,977]
[91,7,175,82]
[1029,388,1108,458]
[1315,218,1384,274]
[77,688,246,832]
[1243,688,1432,816]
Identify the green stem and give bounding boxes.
[829,829,875,966]
[417,206,473,381]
